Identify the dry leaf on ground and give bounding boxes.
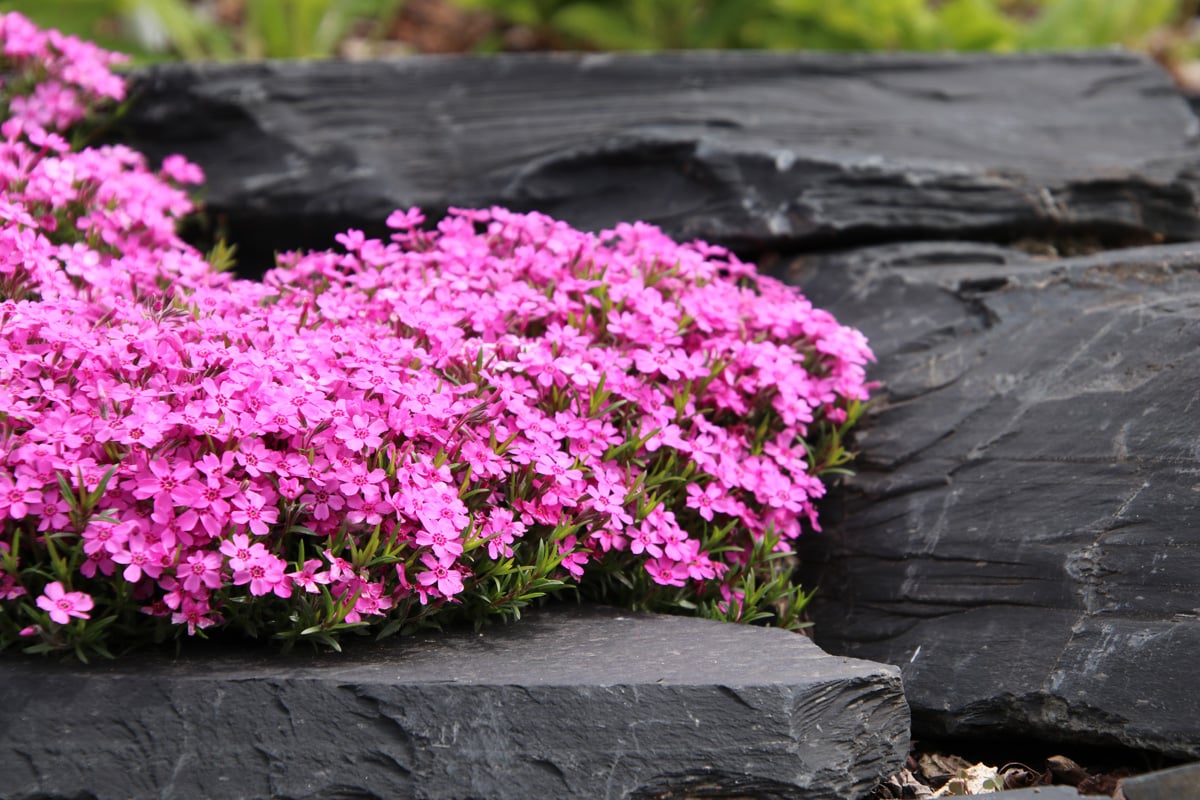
[931,763,1002,796]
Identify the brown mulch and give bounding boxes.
[870,744,1157,798]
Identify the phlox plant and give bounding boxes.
[0,12,874,661]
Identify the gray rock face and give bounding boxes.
[119,52,1200,273]
[0,605,907,800]
[792,242,1200,759]
[985,790,1107,800]
[1120,762,1200,800]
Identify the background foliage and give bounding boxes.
[0,0,1195,65]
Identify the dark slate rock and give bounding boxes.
[1120,762,1200,800]
[791,242,1200,759]
[0,605,907,800]
[982,789,1107,800]
[118,52,1200,273]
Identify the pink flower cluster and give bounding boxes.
[0,12,126,134]
[0,13,873,653]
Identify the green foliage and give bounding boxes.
[1,0,1190,59]
[1020,0,1183,49]
[236,0,405,59]
[0,0,405,61]
[129,0,234,60]
[455,0,1186,52]
[548,0,771,50]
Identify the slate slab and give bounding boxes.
[978,789,1107,800]
[117,52,1200,274]
[1119,762,1200,800]
[0,605,907,800]
[791,241,1200,759]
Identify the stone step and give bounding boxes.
[0,605,907,800]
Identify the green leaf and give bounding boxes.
[552,3,657,50]
[128,0,236,60]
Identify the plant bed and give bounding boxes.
[7,10,1200,799]
[0,15,912,799]
[0,10,876,658]
[109,42,1200,764]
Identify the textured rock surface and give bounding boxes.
[791,241,1200,759]
[0,605,907,800]
[1120,762,1200,800]
[118,52,1200,273]
[980,789,1106,800]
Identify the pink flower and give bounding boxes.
[533,451,583,483]
[36,581,93,624]
[0,573,26,600]
[414,526,464,560]
[300,482,345,521]
[411,482,469,536]
[322,549,356,583]
[172,595,218,635]
[0,471,42,520]
[416,553,464,597]
[82,519,130,556]
[629,525,663,558]
[557,535,589,579]
[232,551,290,598]
[230,491,279,536]
[233,439,278,478]
[180,550,224,593]
[109,532,167,582]
[219,533,267,572]
[288,559,331,594]
[350,580,392,618]
[481,507,525,559]
[336,461,387,500]
[35,494,71,531]
[336,414,388,452]
[132,459,199,514]
[385,207,424,232]
[645,557,689,588]
[335,228,365,252]
[685,482,723,522]
[346,493,393,526]
[633,345,692,381]
[161,154,203,185]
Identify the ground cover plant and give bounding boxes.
[0,12,873,660]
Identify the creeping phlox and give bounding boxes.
[0,13,873,658]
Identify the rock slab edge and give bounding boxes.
[0,605,908,800]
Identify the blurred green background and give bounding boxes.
[3,0,1198,77]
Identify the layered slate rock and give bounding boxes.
[1121,762,1200,800]
[0,605,908,800]
[792,241,1200,759]
[119,52,1200,273]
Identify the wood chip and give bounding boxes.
[1046,755,1090,786]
